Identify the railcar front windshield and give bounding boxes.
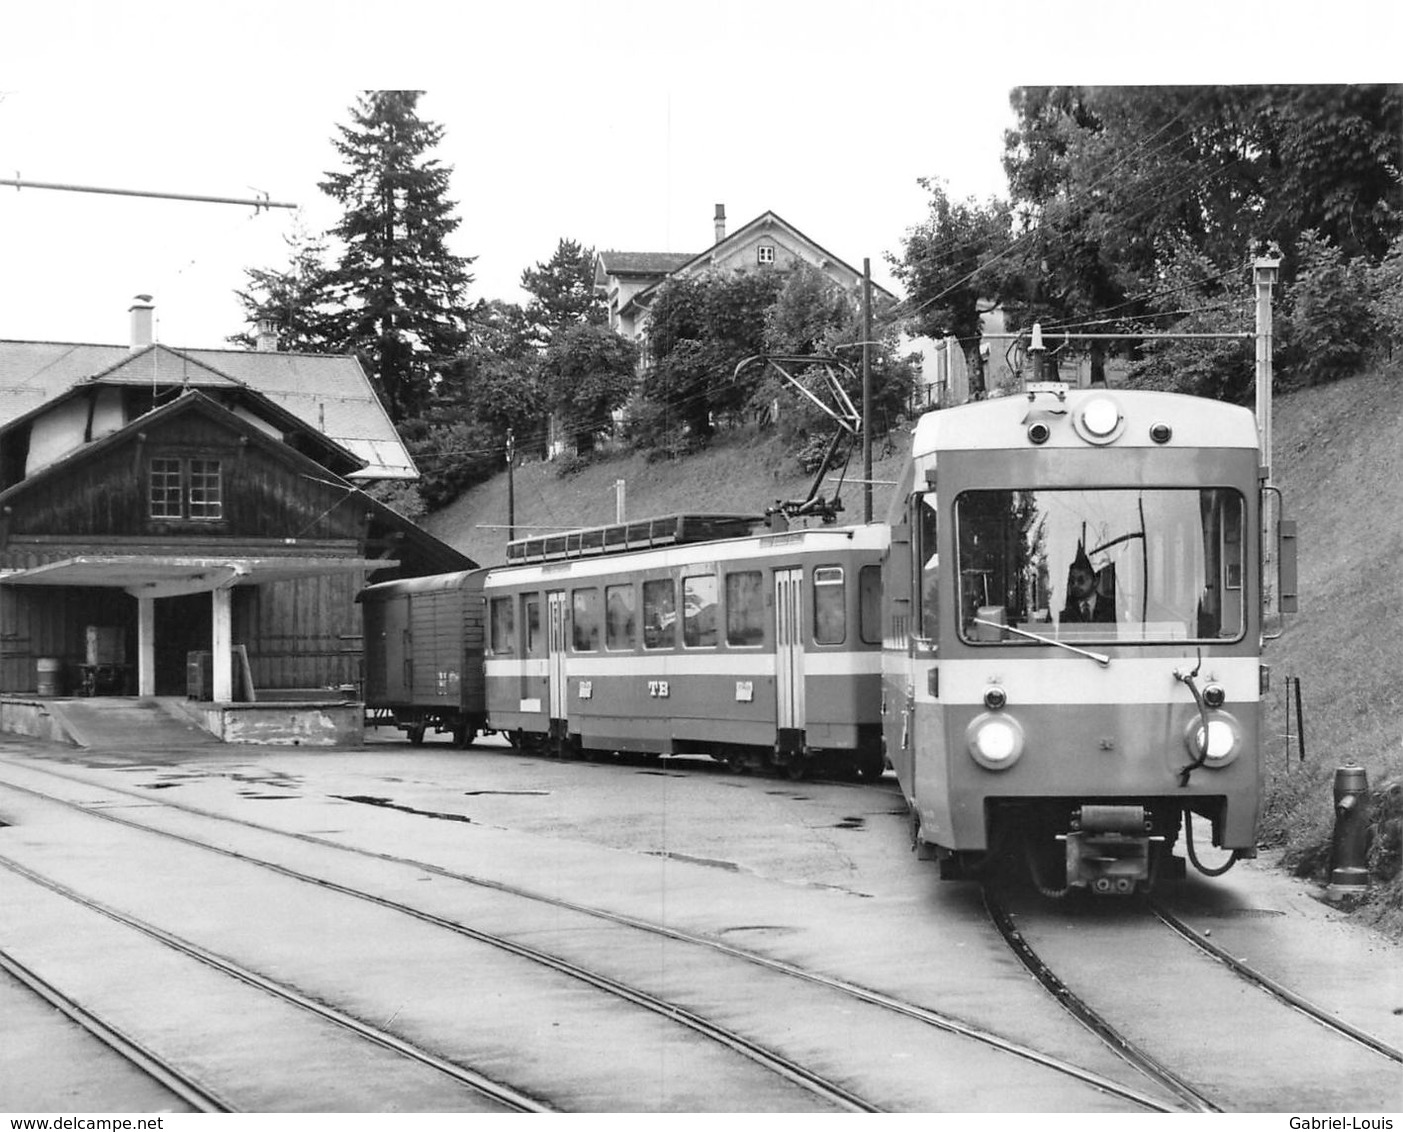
[953,487,1246,645]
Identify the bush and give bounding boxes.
[1280,231,1376,386]
[1367,232,1403,361]
[552,450,593,478]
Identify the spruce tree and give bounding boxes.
[520,237,604,347]
[319,90,474,421]
[230,226,337,352]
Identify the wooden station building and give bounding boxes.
[0,297,471,714]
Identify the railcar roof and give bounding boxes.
[486,522,890,587]
[911,387,1260,457]
[505,512,763,564]
[357,567,487,600]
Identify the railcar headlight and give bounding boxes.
[1182,713,1242,768]
[1075,395,1125,444]
[966,712,1025,771]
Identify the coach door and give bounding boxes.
[546,590,569,727]
[774,568,806,734]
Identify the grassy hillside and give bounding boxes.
[424,372,1403,928]
[425,427,910,568]
[1257,364,1403,930]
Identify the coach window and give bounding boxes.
[572,587,600,651]
[682,574,718,648]
[605,584,635,650]
[489,597,515,654]
[917,493,940,646]
[725,570,764,646]
[813,566,846,645]
[859,564,882,644]
[643,578,676,649]
[524,593,543,657]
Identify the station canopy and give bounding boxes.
[0,554,396,598]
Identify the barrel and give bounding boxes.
[36,657,63,697]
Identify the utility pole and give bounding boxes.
[506,429,516,543]
[1254,252,1281,480]
[862,259,873,523]
[615,479,626,523]
[1254,250,1282,616]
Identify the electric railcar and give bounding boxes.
[483,518,889,779]
[882,384,1296,894]
[360,514,889,779]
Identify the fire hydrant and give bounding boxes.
[1326,762,1370,900]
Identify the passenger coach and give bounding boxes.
[484,514,888,779]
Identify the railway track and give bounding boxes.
[1147,901,1403,1067]
[0,944,228,1112]
[983,884,1403,1112]
[0,756,1178,1112]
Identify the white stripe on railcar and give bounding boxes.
[919,655,1261,705]
[485,650,880,679]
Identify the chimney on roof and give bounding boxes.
[255,316,280,352]
[129,294,154,350]
[714,203,726,243]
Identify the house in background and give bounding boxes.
[0,296,470,736]
[595,205,899,347]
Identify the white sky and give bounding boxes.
[0,0,1394,349]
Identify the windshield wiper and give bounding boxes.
[971,618,1111,667]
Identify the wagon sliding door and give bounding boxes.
[774,568,805,739]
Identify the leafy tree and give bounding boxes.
[1367,232,1403,362]
[229,227,338,351]
[319,90,475,421]
[757,264,915,472]
[540,323,638,456]
[1280,230,1376,386]
[891,180,1013,395]
[1256,85,1403,262]
[1000,85,1403,342]
[397,299,544,508]
[639,272,785,450]
[1122,238,1254,402]
[521,238,604,345]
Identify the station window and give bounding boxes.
[148,456,223,520]
[572,587,600,651]
[643,578,676,649]
[725,571,764,646]
[489,597,515,654]
[605,584,636,650]
[188,459,223,518]
[682,574,718,648]
[813,566,846,645]
[149,458,183,518]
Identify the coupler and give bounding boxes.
[1063,804,1154,895]
[1325,762,1371,901]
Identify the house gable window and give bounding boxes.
[149,457,184,518]
[757,245,776,265]
[188,459,223,518]
[148,456,223,521]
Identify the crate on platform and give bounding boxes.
[85,626,125,666]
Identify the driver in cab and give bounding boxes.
[1060,545,1115,624]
